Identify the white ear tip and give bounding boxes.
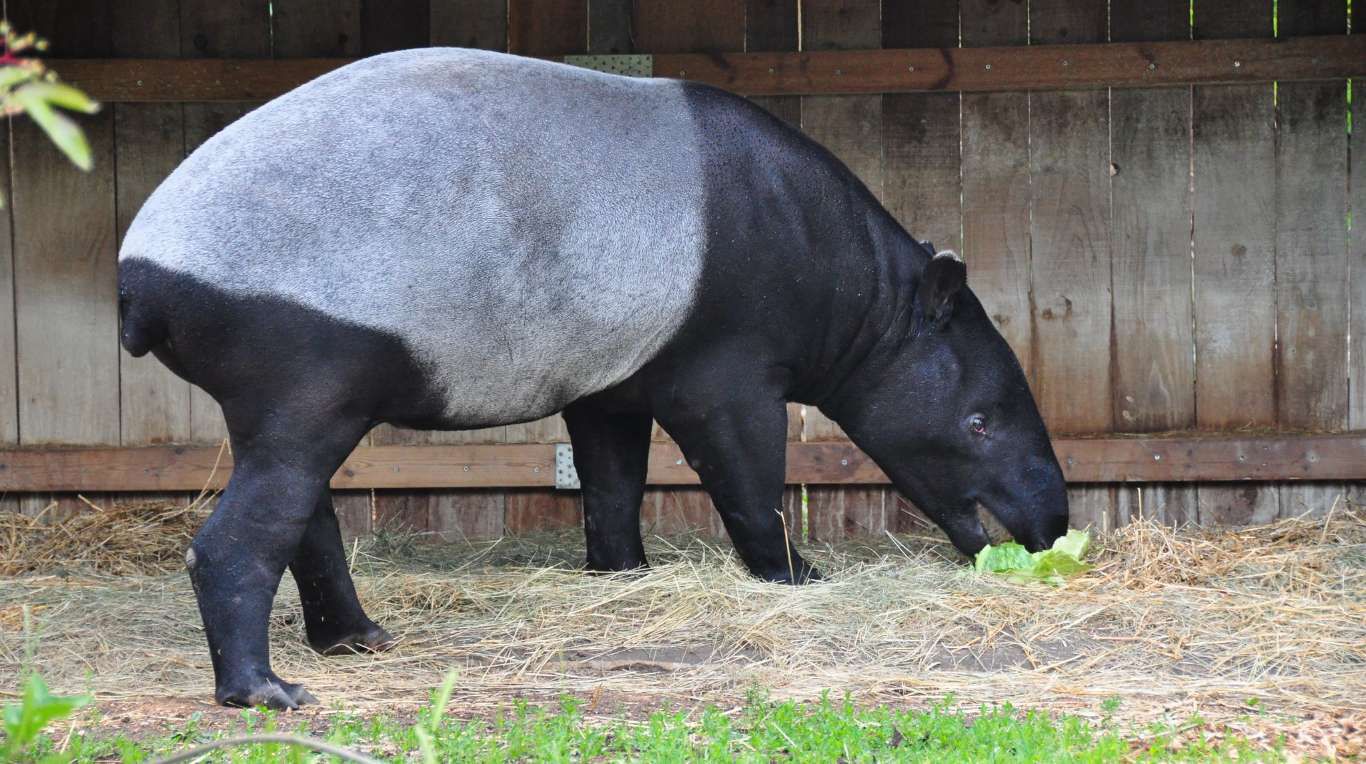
[933,249,962,262]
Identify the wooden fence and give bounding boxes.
[0,0,1362,542]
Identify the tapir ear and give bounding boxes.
[915,250,966,332]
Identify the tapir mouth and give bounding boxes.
[939,507,993,558]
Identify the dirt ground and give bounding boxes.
[2,509,1364,756]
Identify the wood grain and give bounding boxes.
[509,0,587,56]
[1191,1,1279,526]
[632,0,744,53]
[58,37,1366,102]
[961,0,1030,371]
[429,0,506,47]
[1108,0,1195,526]
[588,0,633,53]
[1275,0,1349,519]
[273,0,362,57]
[8,435,1366,492]
[882,0,960,255]
[1029,0,1115,531]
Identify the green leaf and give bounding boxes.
[1050,528,1091,559]
[974,541,1034,573]
[974,529,1092,585]
[0,65,37,91]
[27,80,100,114]
[12,84,93,171]
[1,674,92,755]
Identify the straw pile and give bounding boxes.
[1,497,1362,747]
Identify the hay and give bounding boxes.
[0,495,209,576]
[1,500,1363,741]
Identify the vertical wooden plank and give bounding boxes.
[0,116,17,521]
[1352,81,1366,434]
[1028,0,1114,531]
[1108,0,1195,527]
[1192,1,1278,525]
[1349,69,1366,513]
[274,0,363,57]
[509,0,586,56]
[633,0,744,52]
[505,489,579,534]
[362,0,431,52]
[797,0,886,537]
[588,0,633,53]
[6,1,114,56]
[430,0,507,47]
[9,2,118,520]
[1276,0,1349,519]
[114,3,192,448]
[960,0,1030,368]
[179,0,272,58]
[882,3,960,257]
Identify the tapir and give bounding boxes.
[117,48,1069,709]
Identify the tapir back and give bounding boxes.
[120,49,708,424]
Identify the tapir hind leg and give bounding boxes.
[562,401,653,571]
[290,489,395,655]
[648,378,820,584]
[187,403,370,710]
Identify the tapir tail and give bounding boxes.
[117,262,168,358]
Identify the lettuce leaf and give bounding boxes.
[973,529,1092,585]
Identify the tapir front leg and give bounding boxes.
[290,490,394,655]
[651,378,820,584]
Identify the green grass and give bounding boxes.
[8,693,1283,763]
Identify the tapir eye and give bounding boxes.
[968,414,987,436]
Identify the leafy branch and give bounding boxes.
[0,21,100,183]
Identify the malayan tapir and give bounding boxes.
[117,48,1069,709]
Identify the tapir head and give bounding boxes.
[833,248,1068,557]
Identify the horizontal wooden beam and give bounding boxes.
[658,35,1365,95]
[58,36,1365,103]
[2,433,1365,492]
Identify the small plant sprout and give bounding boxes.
[0,20,100,199]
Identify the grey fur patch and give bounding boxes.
[121,49,708,424]
[933,249,961,262]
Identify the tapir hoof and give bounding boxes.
[217,673,318,710]
[310,623,397,656]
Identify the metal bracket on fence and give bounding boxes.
[554,443,581,490]
[563,54,653,77]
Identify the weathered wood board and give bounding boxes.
[1191,0,1279,525]
[1108,0,1196,526]
[1274,0,1350,519]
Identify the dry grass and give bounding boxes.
[0,496,1363,737]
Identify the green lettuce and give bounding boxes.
[973,529,1093,585]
